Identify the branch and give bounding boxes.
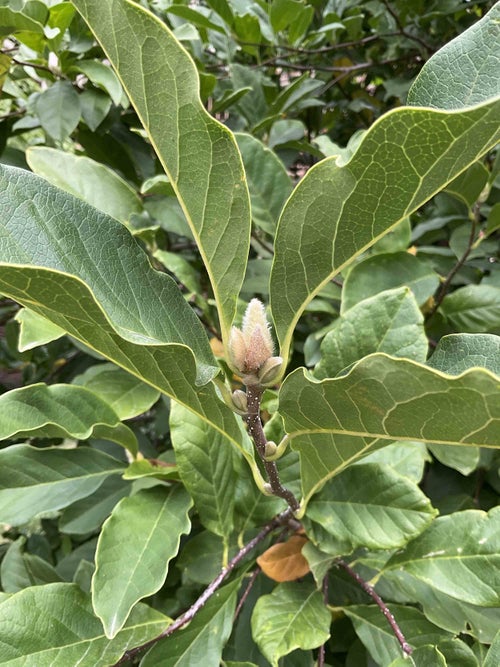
[426,203,480,321]
[245,384,300,512]
[381,0,434,52]
[337,559,413,656]
[233,567,261,621]
[112,509,294,666]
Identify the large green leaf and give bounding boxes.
[0,383,137,453]
[0,582,169,666]
[73,363,160,420]
[380,567,500,643]
[92,486,192,638]
[303,463,436,556]
[439,285,500,334]
[407,3,500,108]
[344,604,453,665]
[427,333,500,376]
[270,2,500,363]
[251,582,331,667]
[170,402,236,538]
[26,147,143,224]
[281,355,500,445]
[0,164,215,381]
[279,354,500,506]
[71,0,251,344]
[0,165,255,476]
[0,445,126,526]
[315,287,427,379]
[383,508,500,606]
[140,577,241,667]
[0,3,46,36]
[341,253,439,312]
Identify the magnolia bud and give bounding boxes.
[231,389,248,415]
[258,356,283,386]
[228,299,276,381]
[264,441,278,458]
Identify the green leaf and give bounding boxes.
[445,161,489,208]
[170,402,235,538]
[440,285,500,333]
[484,629,500,667]
[122,459,179,481]
[279,355,500,506]
[0,165,215,379]
[251,582,331,667]
[0,164,256,476]
[0,582,169,666]
[26,147,143,224]
[304,464,436,556]
[357,441,430,483]
[271,60,500,363]
[281,355,500,447]
[34,81,81,142]
[315,287,427,379]
[407,3,500,108]
[0,383,137,453]
[344,604,453,665]
[0,4,46,36]
[165,4,227,35]
[380,568,500,643]
[75,59,124,106]
[79,88,112,131]
[73,363,160,420]
[389,645,447,667]
[140,577,241,666]
[236,133,293,236]
[427,333,500,375]
[92,486,192,638]
[59,475,131,535]
[0,445,126,526]
[1,537,63,593]
[383,507,500,606]
[72,0,251,345]
[341,253,439,312]
[426,442,480,476]
[14,307,65,351]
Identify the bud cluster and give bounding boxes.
[229,299,283,386]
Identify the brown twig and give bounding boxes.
[245,384,300,512]
[112,509,294,666]
[337,559,413,656]
[233,567,261,622]
[426,204,480,321]
[381,0,434,52]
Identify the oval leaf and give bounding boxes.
[0,382,137,454]
[0,583,169,666]
[0,445,126,525]
[72,0,251,344]
[92,486,192,638]
[251,582,331,667]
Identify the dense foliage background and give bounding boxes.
[0,1,499,665]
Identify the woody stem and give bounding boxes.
[244,384,300,513]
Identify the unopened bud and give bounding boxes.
[228,299,276,380]
[231,389,248,415]
[264,441,278,458]
[258,356,283,386]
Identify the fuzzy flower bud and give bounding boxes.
[231,389,248,415]
[229,299,276,381]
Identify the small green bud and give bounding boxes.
[257,356,283,386]
[264,441,278,458]
[231,389,248,415]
